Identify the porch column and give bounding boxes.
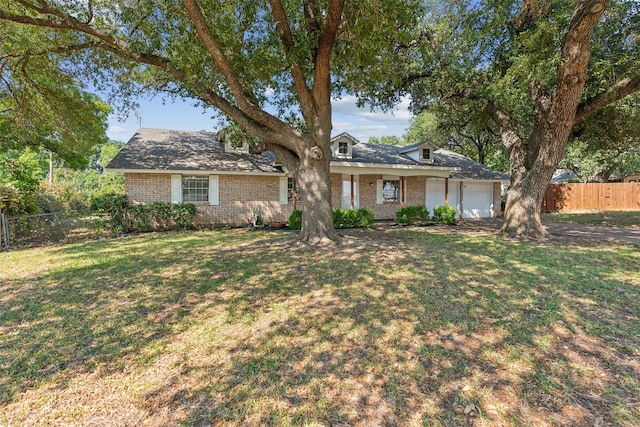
[293,179,297,211]
[445,178,449,206]
[350,175,355,210]
[401,177,406,208]
[459,181,464,219]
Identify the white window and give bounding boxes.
[182,176,209,202]
[171,175,218,205]
[287,177,301,202]
[338,141,349,155]
[422,148,431,161]
[383,180,400,202]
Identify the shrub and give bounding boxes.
[92,197,198,234]
[433,205,457,225]
[39,180,90,214]
[395,205,430,225]
[34,192,63,214]
[288,209,302,230]
[0,185,39,216]
[289,208,374,230]
[91,193,130,232]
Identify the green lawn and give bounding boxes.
[1,228,639,426]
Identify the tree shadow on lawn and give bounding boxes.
[1,229,638,426]
[142,231,639,426]
[0,231,278,404]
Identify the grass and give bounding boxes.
[1,227,639,426]
[543,210,640,228]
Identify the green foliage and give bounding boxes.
[288,210,303,230]
[432,205,457,225]
[404,112,439,146]
[368,135,402,146]
[562,96,640,182]
[0,184,38,215]
[332,208,375,228]
[91,193,129,233]
[0,15,111,167]
[289,209,374,230]
[395,205,430,225]
[0,148,47,192]
[91,194,196,234]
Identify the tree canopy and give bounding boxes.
[0,0,421,244]
[1,19,111,168]
[562,95,640,182]
[350,0,640,237]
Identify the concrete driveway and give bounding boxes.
[543,222,640,243]
[464,218,640,243]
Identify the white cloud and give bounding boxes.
[331,95,413,141]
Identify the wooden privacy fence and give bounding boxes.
[542,183,640,212]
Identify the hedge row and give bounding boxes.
[288,208,375,230]
[91,194,197,233]
[395,204,458,225]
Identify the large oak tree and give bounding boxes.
[0,0,418,244]
[351,0,640,238]
[1,19,110,168]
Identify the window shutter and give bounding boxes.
[171,175,182,204]
[208,175,219,205]
[279,177,288,205]
[376,179,383,204]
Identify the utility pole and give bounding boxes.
[49,150,53,183]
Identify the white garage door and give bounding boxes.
[425,178,446,215]
[426,178,461,217]
[462,182,493,218]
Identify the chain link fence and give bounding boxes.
[0,211,97,249]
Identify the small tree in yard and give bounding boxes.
[0,0,420,245]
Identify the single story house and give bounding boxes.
[106,128,509,225]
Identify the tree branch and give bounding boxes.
[267,0,316,129]
[484,101,523,154]
[182,0,297,142]
[575,74,640,122]
[312,0,344,108]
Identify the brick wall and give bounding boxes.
[124,173,294,226]
[125,172,501,224]
[126,173,171,203]
[348,174,427,220]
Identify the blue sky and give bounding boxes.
[106,95,414,144]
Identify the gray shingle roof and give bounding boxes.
[337,142,509,181]
[107,128,508,181]
[434,149,510,181]
[343,142,418,166]
[106,128,282,173]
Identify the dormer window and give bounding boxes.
[224,141,249,154]
[331,132,359,159]
[338,141,349,156]
[420,146,435,164]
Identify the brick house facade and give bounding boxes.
[108,129,509,225]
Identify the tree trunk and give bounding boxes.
[501,166,554,238]
[296,144,341,245]
[500,120,573,238]
[498,0,610,238]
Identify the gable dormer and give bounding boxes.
[399,140,438,164]
[224,141,250,154]
[330,132,360,159]
[216,128,250,154]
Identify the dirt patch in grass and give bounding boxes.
[1,228,639,426]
